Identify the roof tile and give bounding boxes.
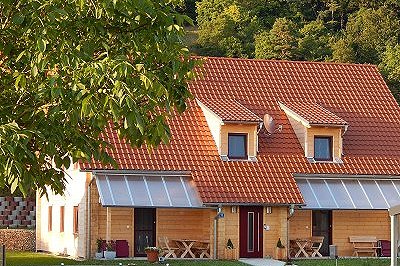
[82,57,400,205]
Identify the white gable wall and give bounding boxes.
[36,165,89,258]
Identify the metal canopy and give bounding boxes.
[95,172,203,208]
[296,177,400,210]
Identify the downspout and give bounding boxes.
[86,177,95,259]
[214,205,223,259]
[213,218,217,259]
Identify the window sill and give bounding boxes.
[221,155,257,162]
[307,157,343,164]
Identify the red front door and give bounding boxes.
[239,206,263,258]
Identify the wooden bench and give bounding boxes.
[349,236,380,257]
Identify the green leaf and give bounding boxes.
[37,38,46,53]
[15,51,25,62]
[10,179,18,193]
[31,65,38,77]
[12,15,24,25]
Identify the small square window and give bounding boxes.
[48,206,53,232]
[60,206,65,233]
[228,133,247,159]
[73,206,79,234]
[314,136,333,161]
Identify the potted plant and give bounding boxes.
[224,239,238,260]
[276,238,285,260]
[144,247,161,263]
[104,240,116,260]
[95,238,104,259]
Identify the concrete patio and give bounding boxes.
[239,258,286,266]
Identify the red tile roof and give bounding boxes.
[81,57,400,205]
[280,101,348,126]
[198,98,262,123]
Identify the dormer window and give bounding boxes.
[228,133,247,159]
[279,101,348,163]
[314,136,332,161]
[196,98,262,161]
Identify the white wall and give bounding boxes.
[36,166,89,258]
[197,100,222,152]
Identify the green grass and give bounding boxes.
[6,251,245,266]
[294,258,392,266]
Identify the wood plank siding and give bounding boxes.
[289,210,390,256]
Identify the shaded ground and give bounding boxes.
[294,258,392,266]
[6,251,245,266]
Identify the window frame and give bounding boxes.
[48,206,53,232]
[228,133,248,159]
[60,206,65,233]
[314,136,333,161]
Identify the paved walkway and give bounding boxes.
[239,258,286,266]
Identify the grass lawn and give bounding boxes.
[294,258,392,266]
[6,251,245,266]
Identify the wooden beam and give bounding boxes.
[106,207,111,241]
[391,215,398,266]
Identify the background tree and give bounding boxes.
[339,7,400,64]
[255,18,299,60]
[196,0,260,57]
[298,20,332,61]
[0,0,196,196]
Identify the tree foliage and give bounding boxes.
[255,18,299,60]
[196,0,259,57]
[0,0,196,196]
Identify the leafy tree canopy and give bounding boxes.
[0,0,196,196]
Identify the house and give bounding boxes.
[36,57,400,259]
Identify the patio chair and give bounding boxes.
[158,237,180,258]
[308,236,324,257]
[192,241,211,258]
[379,240,390,257]
[115,240,129,258]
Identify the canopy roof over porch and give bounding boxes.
[94,171,203,208]
[296,175,400,209]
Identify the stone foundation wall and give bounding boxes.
[0,229,35,251]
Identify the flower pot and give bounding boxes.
[104,251,116,260]
[146,250,159,263]
[224,248,238,260]
[95,252,103,259]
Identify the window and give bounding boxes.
[48,206,52,232]
[228,133,247,159]
[314,136,333,161]
[73,206,79,234]
[60,206,65,233]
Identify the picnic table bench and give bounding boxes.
[349,236,380,257]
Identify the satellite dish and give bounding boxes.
[263,114,276,134]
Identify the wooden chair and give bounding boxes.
[192,241,211,258]
[308,236,324,257]
[158,237,180,258]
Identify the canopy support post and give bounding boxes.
[106,207,111,241]
[391,215,398,266]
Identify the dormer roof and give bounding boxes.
[197,98,262,124]
[279,101,348,127]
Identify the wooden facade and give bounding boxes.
[37,178,392,259]
[289,210,391,256]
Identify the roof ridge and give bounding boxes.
[192,55,378,68]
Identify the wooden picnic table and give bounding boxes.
[172,239,198,258]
